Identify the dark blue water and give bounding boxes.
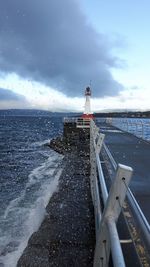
[0,115,64,266]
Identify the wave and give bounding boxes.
[32,139,51,147]
[0,151,63,267]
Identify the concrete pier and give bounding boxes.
[98,122,150,223]
[17,119,150,266]
[98,122,150,265]
[17,123,95,267]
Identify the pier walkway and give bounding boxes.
[98,122,150,224]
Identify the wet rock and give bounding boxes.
[0,241,19,256]
[47,136,72,155]
[17,246,49,267]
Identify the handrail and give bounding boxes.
[108,118,150,141]
[94,140,108,204]
[64,117,77,123]
[64,117,91,128]
[90,119,133,267]
[103,142,150,249]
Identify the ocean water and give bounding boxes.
[0,115,64,267]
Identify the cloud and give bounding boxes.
[0,87,26,101]
[0,87,29,109]
[0,0,123,97]
[0,78,149,112]
[92,87,150,111]
[0,75,84,111]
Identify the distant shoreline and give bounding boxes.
[94,111,150,118]
[0,109,150,118]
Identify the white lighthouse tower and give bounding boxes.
[82,86,93,119]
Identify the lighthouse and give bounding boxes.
[82,86,93,119]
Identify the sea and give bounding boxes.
[0,112,150,267]
[0,111,65,267]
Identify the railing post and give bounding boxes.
[90,120,104,234]
[90,120,96,201]
[94,164,133,267]
[142,122,144,139]
[126,121,128,131]
[94,127,99,140]
[96,133,105,154]
[107,217,125,267]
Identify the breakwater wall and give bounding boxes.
[17,122,95,266]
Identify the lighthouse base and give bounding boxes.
[82,114,94,119]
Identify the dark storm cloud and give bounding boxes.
[0,88,26,101]
[0,0,123,96]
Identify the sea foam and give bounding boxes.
[0,151,63,267]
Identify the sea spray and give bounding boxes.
[0,115,64,266]
[0,153,63,267]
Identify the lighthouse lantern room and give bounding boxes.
[82,86,93,119]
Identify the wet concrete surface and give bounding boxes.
[17,128,95,267]
[100,153,144,267]
[98,122,150,224]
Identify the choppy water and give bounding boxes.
[0,114,63,267]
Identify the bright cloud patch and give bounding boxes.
[0,73,83,111]
[0,73,149,111]
[92,87,150,111]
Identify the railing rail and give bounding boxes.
[64,117,77,123]
[103,142,150,251]
[107,118,150,141]
[90,120,133,267]
[64,117,90,128]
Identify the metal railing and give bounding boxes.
[76,118,91,128]
[107,118,150,141]
[64,117,77,123]
[64,117,91,128]
[103,142,150,252]
[90,120,133,267]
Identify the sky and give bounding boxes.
[0,0,150,112]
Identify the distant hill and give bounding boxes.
[0,109,81,117]
[0,109,51,116]
[94,111,150,118]
[1,109,150,118]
